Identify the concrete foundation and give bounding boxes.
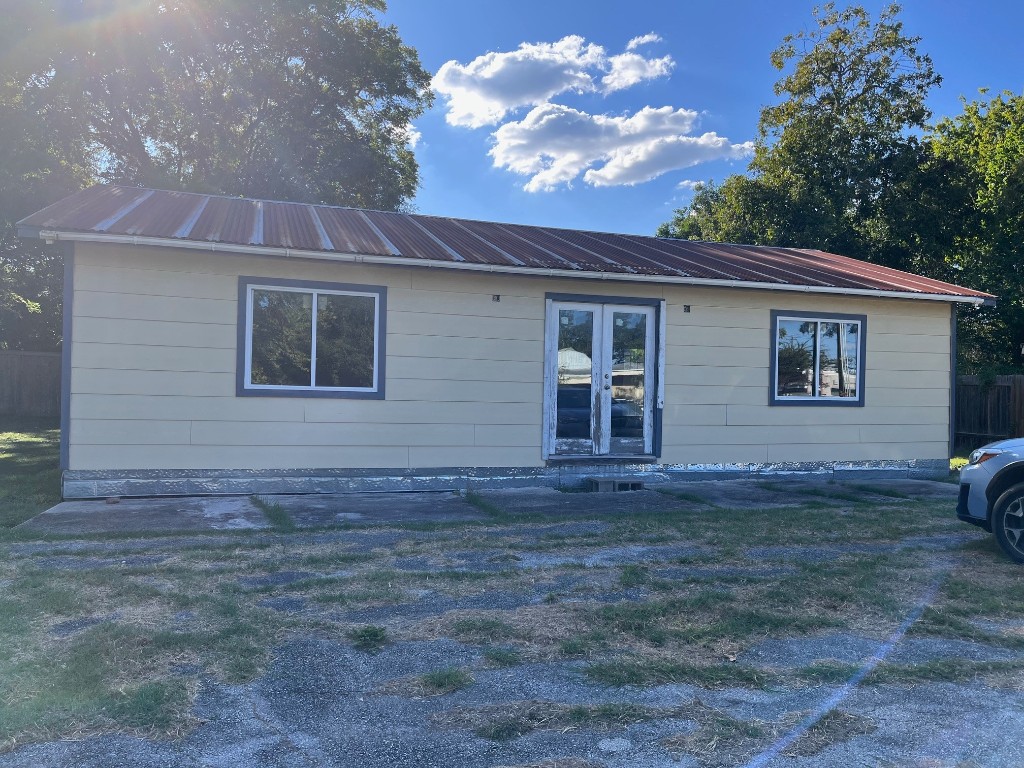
[61,459,951,499]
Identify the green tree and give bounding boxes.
[0,0,432,349]
[0,74,90,350]
[658,3,951,275]
[4,0,432,209]
[932,91,1024,372]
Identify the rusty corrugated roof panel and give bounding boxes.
[315,207,394,256]
[262,201,324,251]
[188,195,260,244]
[503,223,637,274]
[412,217,524,266]
[456,220,582,270]
[362,210,461,262]
[792,248,968,295]
[22,185,143,232]
[16,184,994,301]
[110,189,200,238]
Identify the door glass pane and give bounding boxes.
[776,319,816,397]
[610,311,646,438]
[556,309,593,439]
[315,293,376,388]
[818,321,859,398]
[250,289,312,386]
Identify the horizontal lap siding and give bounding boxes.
[72,445,412,471]
[69,244,552,470]
[659,286,951,464]
[68,242,953,472]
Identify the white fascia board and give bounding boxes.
[36,229,992,306]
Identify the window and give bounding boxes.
[238,277,386,398]
[770,310,865,406]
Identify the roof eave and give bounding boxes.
[29,229,995,307]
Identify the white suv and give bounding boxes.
[958,437,1024,563]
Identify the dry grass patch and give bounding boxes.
[911,551,1024,648]
[434,699,694,741]
[377,667,474,698]
[782,710,877,757]
[420,605,591,651]
[661,706,875,767]
[0,547,361,750]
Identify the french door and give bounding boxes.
[545,300,656,456]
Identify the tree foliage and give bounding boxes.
[0,71,91,349]
[658,3,1024,371]
[0,0,432,349]
[932,92,1024,372]
[660,3,944,272]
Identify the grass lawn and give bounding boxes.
[0,419,61,529]
[0,427,1020,762]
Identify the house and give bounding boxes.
[18,185,994,499]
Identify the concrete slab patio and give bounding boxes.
[19,477,960,536]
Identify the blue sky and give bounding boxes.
[384,1,1024,235]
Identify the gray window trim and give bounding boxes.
[236,276,386,400]
[769,309,867,408]
[60,244,75,472]
[949,303,957,456]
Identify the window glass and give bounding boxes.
[776,318,816,397]
[610,311,646,439]
[774,315,861,402]
[818,321,859,399]
[556,309,594,439]
[243,281,382,394]
[315,293,376,388]
[250,289,312,386]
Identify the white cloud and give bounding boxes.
[432,36,605,128]
[626,33,662,50]
[675,179,703,190]
[602,52,674,93]
[490,104,750,192]
[432,34,676,127]
[434,33,751,191]
[585,133,753,187]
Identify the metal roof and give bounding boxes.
[18,184,994,304]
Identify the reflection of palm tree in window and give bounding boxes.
[819,322,858,397]
[776,320,859,398]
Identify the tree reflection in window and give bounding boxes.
[251,290,313,386]
[776,317,859,400]
[248,286,378,391]
[316,294,375,388]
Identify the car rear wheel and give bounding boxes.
[992,483,1024,564]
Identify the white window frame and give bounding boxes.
[237,277,386,399]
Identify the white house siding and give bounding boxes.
[67,242,952,473]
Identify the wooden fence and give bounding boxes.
[0,351,61,422]
[955,375,1024,451]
